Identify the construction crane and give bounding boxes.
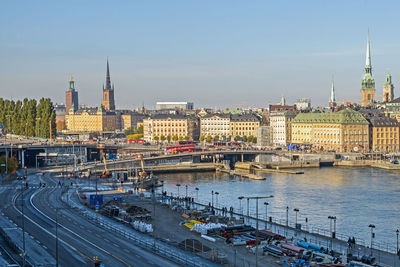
[137,154,146,178]
[97,144,111,178]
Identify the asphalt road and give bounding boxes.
[0,174,180,267]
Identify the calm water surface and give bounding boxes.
[160,167,400,246]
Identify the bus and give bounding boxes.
[165,145,196,154]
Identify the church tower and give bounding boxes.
[361,32,375,106]
[329,77,336,108]
[102,59,116,110]
[65,75,79,113]
[382,72,394,102]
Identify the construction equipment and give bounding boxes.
[97,144,111,178]
[137,154,146,178]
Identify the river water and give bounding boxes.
[160,167,400,249]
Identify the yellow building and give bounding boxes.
[230,114,260,138]
[368,117,400,152]
[66,106,116,132]
[291,109,370,152]
[143,114,199,142]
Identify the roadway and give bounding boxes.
[0,174,180,267]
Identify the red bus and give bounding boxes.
[165,145,195,154]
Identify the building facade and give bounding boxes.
[270,110,297,145]
[385,98,400,122]
[256,126,272,147]
[361,33,376,106]
[200,114,231,138]
[230,114,260,138]
[102,60,116,111]
[382,73,394,103]
[155,102,194,110]
[66,106,116,132]
[143,114,199,141]
[291,109,370,152]
[368,117,400,152]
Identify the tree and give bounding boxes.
[227,135,232,141]
[199,135,205,142]
[221,135,226,141]
[242,136,248,142]
[134,125,143,134]
[206,135,212,143]
[172,135,178,141]
[154,136,159,141]
[127,134,143,140]
[247,136,253,143]
[184,136,190,140]
[160,135,166,142]
[213,135,219,142]
[167,135,172,143]
[56,120,67,131]
[252,137,257,143]
[178,136,184,141]
[124,127,135,136]
[234,135,240,141]
[0,156,18,174]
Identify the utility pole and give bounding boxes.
[152,176,156,249]
[56,208,59,267]
[21,179,26,267]
[244,195,274,267]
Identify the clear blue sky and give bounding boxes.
[1,0,400,109]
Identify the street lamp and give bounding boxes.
[195,187,199,202]
[369,224,376,255]
[264,202,269,229]
[176,183,181,198]
[238,196,244,217]
[211,190,214,210]
[215,192,219,211]
[286,206,289,227]
[396,229,399,255]
[185,184,188,198]
[293,208,299,227]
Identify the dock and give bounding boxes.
[216,168,266,180]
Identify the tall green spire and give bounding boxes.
[361,31,375,91]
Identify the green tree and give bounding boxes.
[172,135,178,141]
[242,136,248,142]
[0,156,18,174]
[160,135,166,142]
[206,135,212,143]
[167,135,172,143]
[134,125,143,134]
[213,135,219,142]
[184,136,190,140]
[199,135,205,142]
[234,135,240,141]
[247,136,253,143]
[124,127,135,136]
[252,137,257,143]
[227,135,232,141]
[154,136,159,142]
[178,136,184,141]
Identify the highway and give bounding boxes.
[0,174,180,267]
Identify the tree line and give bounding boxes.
[0,98,56,138]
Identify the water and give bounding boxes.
[160,167,400,249]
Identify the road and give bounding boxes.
[0,174,180,267]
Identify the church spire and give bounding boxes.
[365,30,371,67]
[105,59,112,90]
[330,76,336,103]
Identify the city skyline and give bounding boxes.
[2,1,400,109]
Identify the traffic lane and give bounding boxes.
[30,186,129,267]
[0,186,86,267]
[39,187,178,267]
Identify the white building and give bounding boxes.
[200,114,231,138]
[295,98,311,111]
[269,110,297,145]
[155,102,194,110]
[256,126,272,147]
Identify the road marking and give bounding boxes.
[114,244,120,248]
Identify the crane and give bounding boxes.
[97,144,111,178]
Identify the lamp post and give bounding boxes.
[20,179,26,267]
[185,184,188,198]
[369,224,376,255]
[328,216,336,250]
[243,195,274,267]
[211,190,214,210]
[264,202,269,229]
[176,183,181,199]
[286,206,289,227]
[238,196,244,217]
[396,229,399,255]
[215,191,219,211]
[195,187,199,202]
[294,208,299,228]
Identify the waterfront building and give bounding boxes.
[382,73,394,103]
[119,112,147,131]
[368,116,400,152]
[155,102,194,110]
[361,32,376,107]
[230,114,261,138]
[143,114,199,142]
[65,106,117,132]
[102,59,116,111]
[295,98,311,111]
[291,109,369,152]
[270,110,297,145]
[65,76,79,113]
[200,114,231,138]
[385,97,400,122]
[256,126,272,147]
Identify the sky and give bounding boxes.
[1,0,400,110]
